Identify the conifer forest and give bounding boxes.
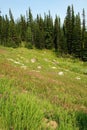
[0,5,87,61]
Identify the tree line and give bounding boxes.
[0,5,87,61]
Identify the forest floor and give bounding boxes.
[0,46,87,130]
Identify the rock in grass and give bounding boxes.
[0,94,2,98]
[31,58,37,63]
[52,66,57,69]
[76,77,81,80]
[37,66,42,69]
[43,118,58,130]
[58,71,64,76]
[44,58,49,62]
[47,120,58,130]
[21,65,27,69]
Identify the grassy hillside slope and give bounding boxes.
[0,46,87,130]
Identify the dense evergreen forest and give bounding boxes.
[0,5,87,61]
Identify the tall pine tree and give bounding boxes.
[82,9,87,61]
[74,13,82,58]
[65,6,72,54]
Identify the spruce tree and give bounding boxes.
[4,15,9,46]
[0,10,2,44]
[26,27,32,43]
[81,8,87,61]
[82,8,86,48]
[71,5,75,54]
[74,13,82,58]
[84,31,87,49]
[60,25,67,54]
[34,15,44,49]
[28,8,34,44]
[65,6,72,54]
[62,22,68,54]
[20,15,27,42]
[9,9,20,47]
[54,15,60,51]
[44,11,53,49]
[1,16,5,45]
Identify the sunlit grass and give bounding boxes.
[0,46,87,129]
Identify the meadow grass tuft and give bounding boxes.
[0,91,43,130]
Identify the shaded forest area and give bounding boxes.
[0,5,87,61]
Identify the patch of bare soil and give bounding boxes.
[0,74,4,78]
[43,118,58,130]
[0,49,7,54]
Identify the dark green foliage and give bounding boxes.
[26,8,34,44]
[25,42,33,49]
[26,27,32,43]
[54,16,67,54]
[81,9,87,61]
[0,11,1,42]
[82,32,87,61]
[54,15,60,51]
[20,15,27,42]
[65,6,72,54]
[44,12,53,49]
[84,32,87,49]
[82,8,86,45]
[34,15,45,49]
[82,48,87,61]
[73,13,82,58]
[9,9,20,47]
[76,111,87,130]
[71,5,75,54]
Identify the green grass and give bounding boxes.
[0,93,43,130]
[0,46,87,130]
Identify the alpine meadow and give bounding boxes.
[0,4,87,130]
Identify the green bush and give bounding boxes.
[25,42,33,49]
[76,111,87,130]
